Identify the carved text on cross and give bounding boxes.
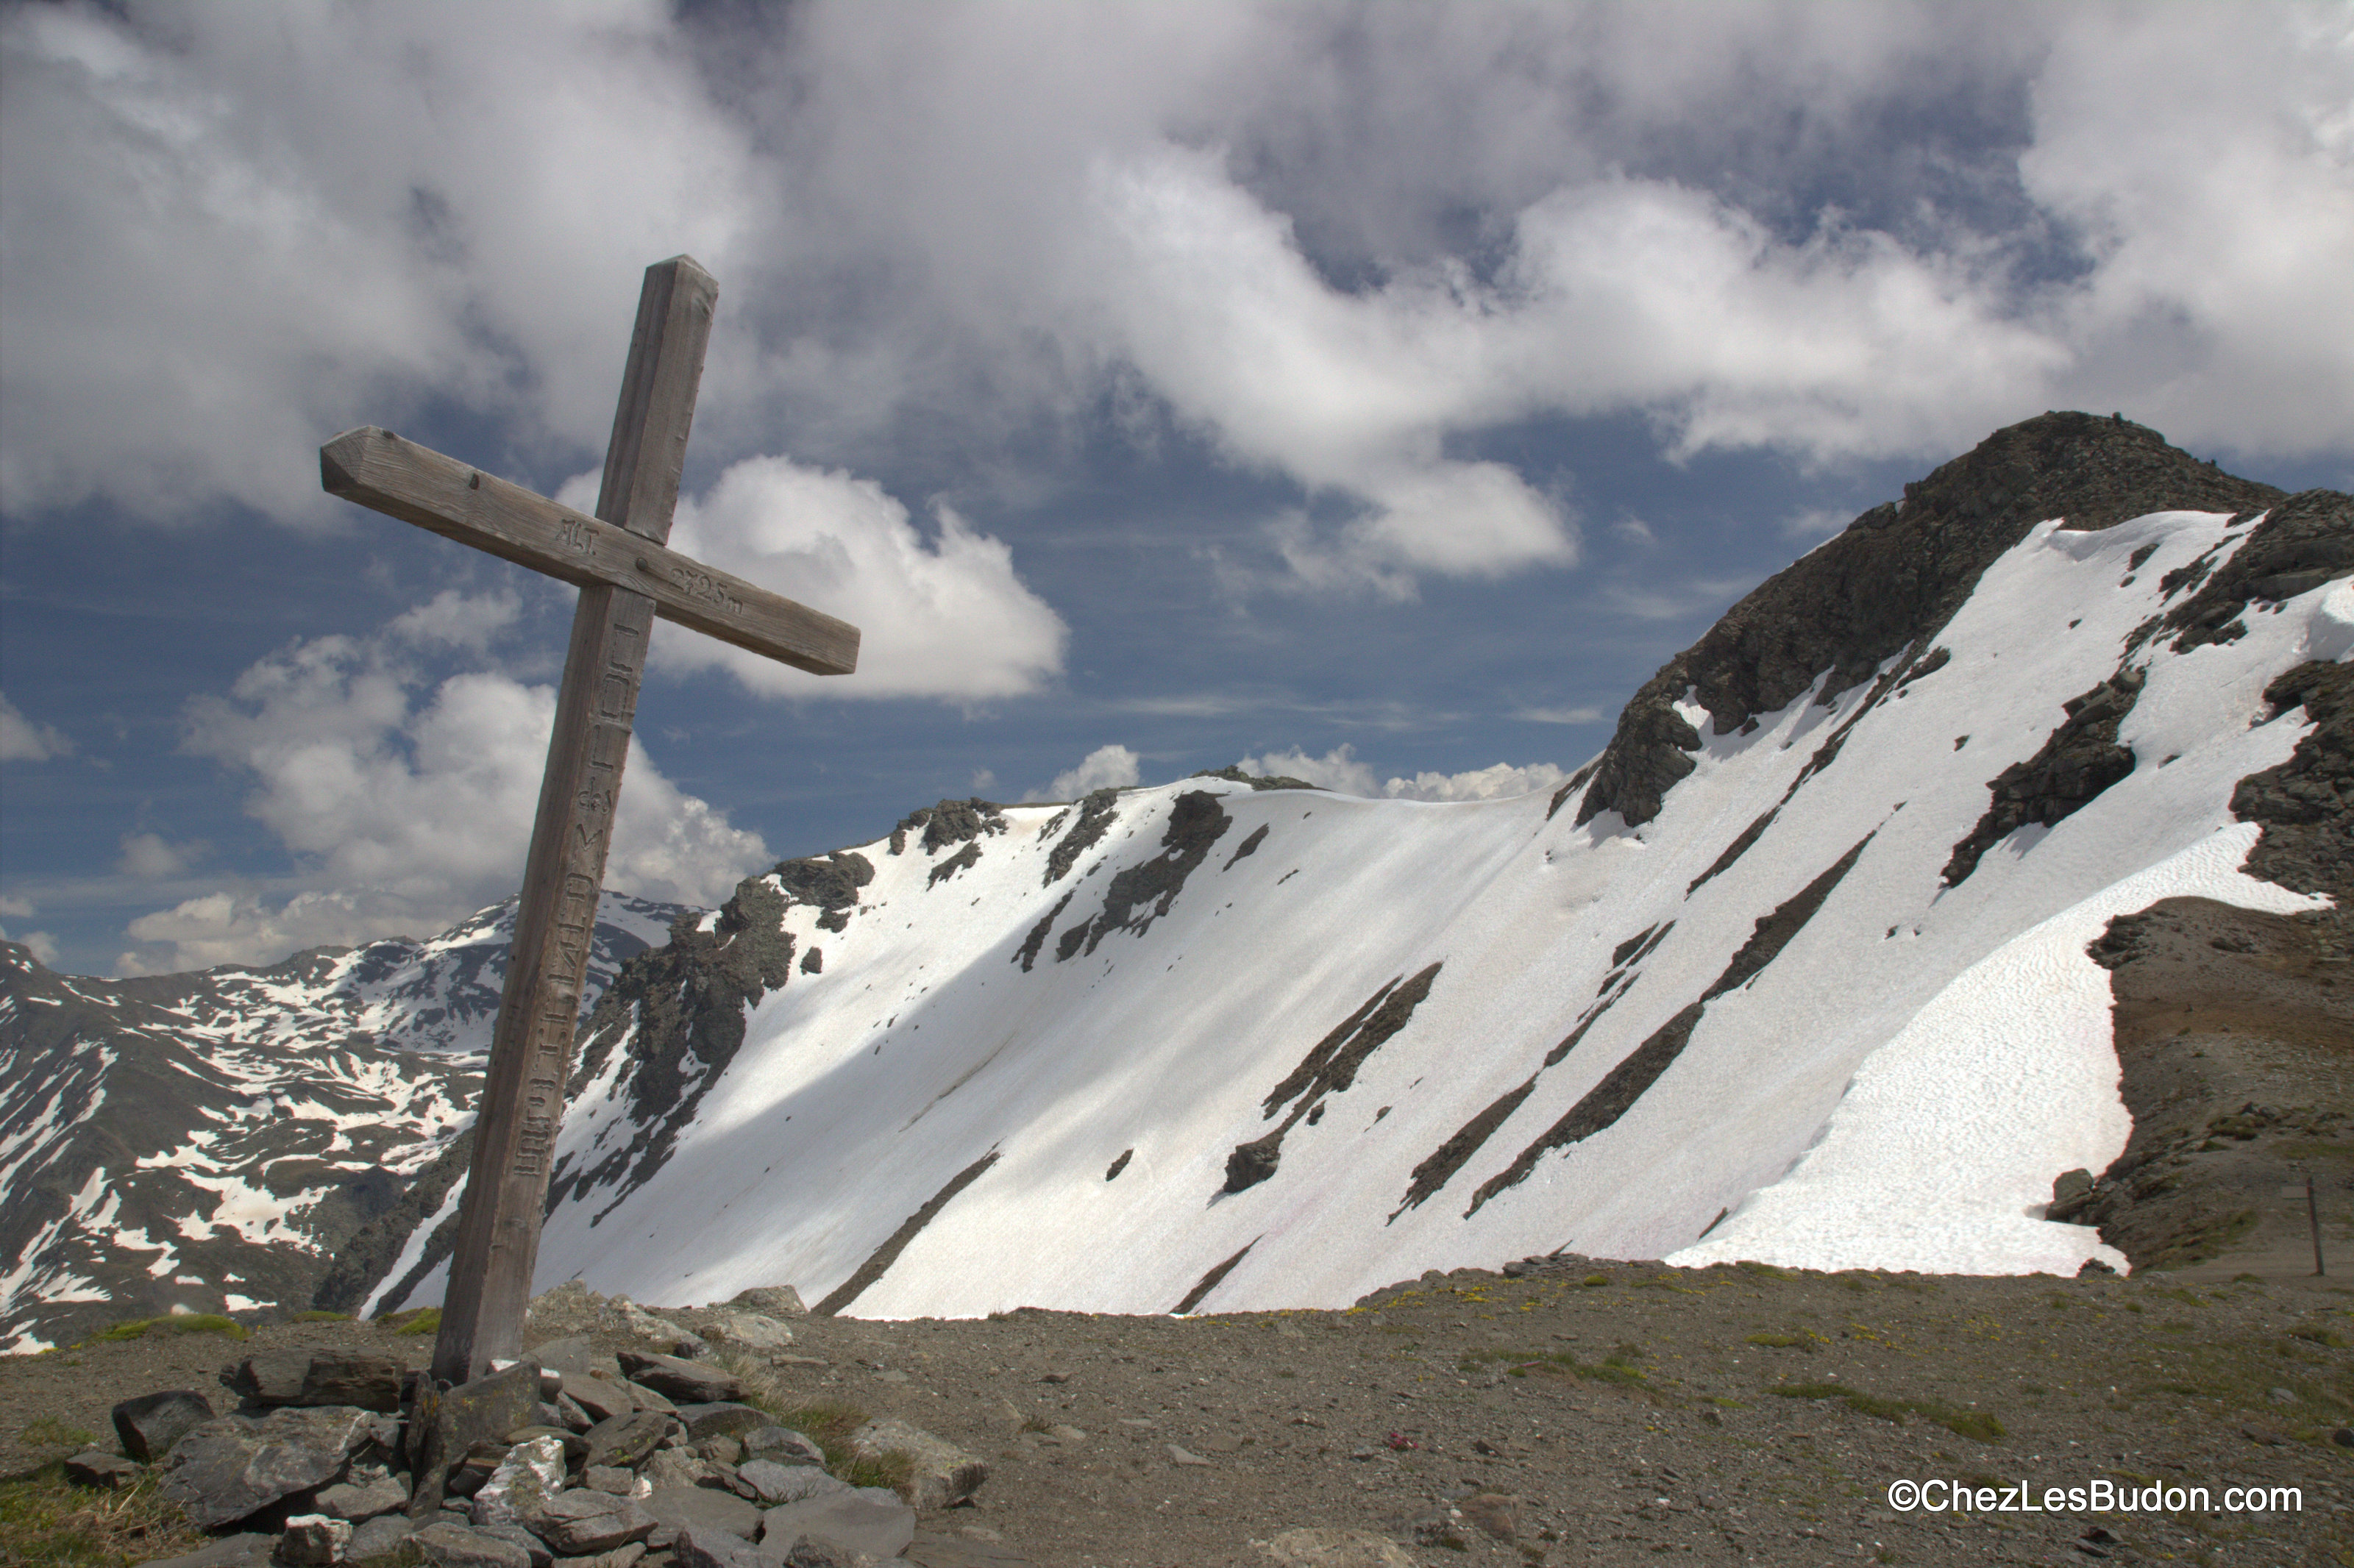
[320,256,856,1384]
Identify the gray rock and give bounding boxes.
[160,1407,398,1530]
[770,1536,886,1568]
[667,1525,766,1568]
[277,1514,352,1567]
[641,1483,762,1543]
[847,1419,986,1510]
[735,1461,847,1507]
[345,1514,419,1566]
[469,1525,550,1568]
[65,1449,144,1490]
[551,1394,593,1433]
[580,1466,640,1497]
[115,1390,217,1463]
[639,1449,716,1492]
[299,1354,405,1414]
[723,1286,807,1319]
[1262,1527,1416,1568]
[698,1311,793,1353]
[469,1436,567,1530]
[224,1351,311,1408]
[758,1490,914,1561]
[527,1338,622,1387]
[617,1305,708,1359]
[314,1472,409,1523]
[132,1531,278,1568]
[740,1429,826,1469]
[563,1547,647,1568]
[563,1376,641,1425]
[672,1403,772,1442]
[407,1364,543,1518]
[616,1351,741,1405]
[580,1411,672,1472]
[527,1491,657,1555]
[407,1522,531,1568]
[901,1529,1031,1567]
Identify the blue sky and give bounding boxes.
[4,1,2350,978]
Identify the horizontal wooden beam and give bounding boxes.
[321,426,859,677]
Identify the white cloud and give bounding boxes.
[118,592,768,972]
[1512,706,1604,726]
[118,833,203,880]
[585,455,1067,702]
[0,693,74,761]
[1028,744,1142,802]
[4,0,2347,582]
[1237,744,1565,802]
[385,588,523,652]
[0,895,34,920]
[0,923,61,967]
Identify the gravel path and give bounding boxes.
[7,1261,2348,1567]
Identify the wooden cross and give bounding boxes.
[319,257,858,1383]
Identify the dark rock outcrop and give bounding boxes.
[1464,835,1872,1216]
[1942,670,2145,886]
[1042,788,1121,886]
[1065,791,1232,958]
[1227,963,1444,1194]
[540,875,800,1230]
[1567,413,2283,828]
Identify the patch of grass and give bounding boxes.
[293,1310,349,1323]
[1769,1382,2005,1444]
[1743,1332,1821,1350]
[0,1460,209,1568]
[1017,1414,1055,1434]
[838,1447,917,1495]
[1466,1346,1649,1388]
[86,1314,246,1345]
[1735,1261,1791,1280]
[1580,1275,1610,1288]
[2286,1325,2347,1348]
[18,1419,96,1453]
[389,1308,441,1336]
[766,1399,869,1469]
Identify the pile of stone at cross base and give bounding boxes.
[68,1283,995,1568]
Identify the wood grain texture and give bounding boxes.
[320,427,858,677]
[361,257,845,1386]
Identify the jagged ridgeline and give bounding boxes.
[0,897,685,1352]
[6,414,2347,1348]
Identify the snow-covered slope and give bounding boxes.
[0,894,685,1351]
[355,417,2350,1322]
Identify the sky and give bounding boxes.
[2,1,2350,980]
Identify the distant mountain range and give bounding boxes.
[5,413,2347,1353]
[0,894,683,1351]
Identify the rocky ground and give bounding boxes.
[4,1255,2349,1568]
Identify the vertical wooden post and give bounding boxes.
[431,258,718,1385]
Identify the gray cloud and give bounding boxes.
[4,0,2346,598]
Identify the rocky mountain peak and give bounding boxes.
[1568,410,2288,827]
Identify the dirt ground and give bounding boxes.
[6,1255,2350,1568]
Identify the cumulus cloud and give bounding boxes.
[118,833,203,880]
[117,591,768,973]
[0,896,61,966]
[1237,744,1566,802]
[1,924,61,967]
[572,455,1067,702]
[1028,744,1142,802]
[4,0,2347,587]
[0,693,74,762]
